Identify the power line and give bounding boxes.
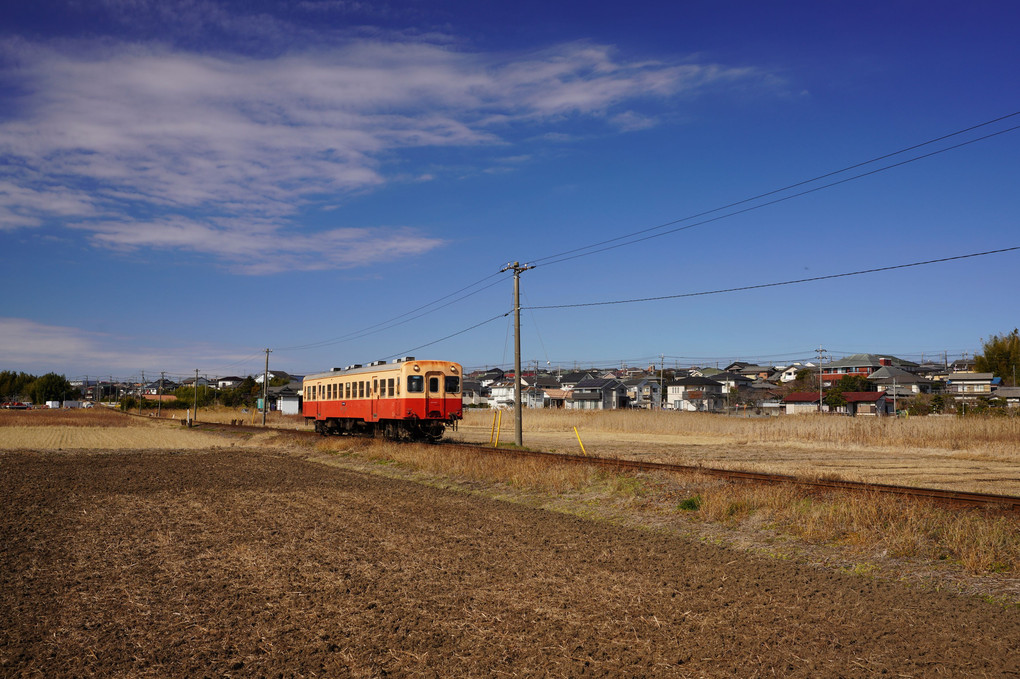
[274,271,506,352]
[386,312,511,359]
[530,114,1020,267]
[525,246,1020,310]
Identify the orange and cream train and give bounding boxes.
[302,357,463,441]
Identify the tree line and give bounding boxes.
[0,371,80,405]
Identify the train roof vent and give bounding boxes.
[351,364,362,369]
[369,360,386,367]
[396,356,415,363]
[331,367,342,372]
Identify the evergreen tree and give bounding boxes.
[975,329,1020,386]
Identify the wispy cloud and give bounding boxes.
[0,34,768,271]
[0,317,261,376]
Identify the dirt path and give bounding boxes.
[2,449,1018,677]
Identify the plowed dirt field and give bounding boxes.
[2,448,1018,677]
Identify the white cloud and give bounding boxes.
[73,217,444,274]
[0,317,260,375]
[0,35,767,271]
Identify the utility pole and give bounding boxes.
[194,369,199,423]
[263,348,272,426]
[501,261,533,447]
[659,354,664,410]
[816,346,827,413]
[157,371,165,417]
[139,370,144,414]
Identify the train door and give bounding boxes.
[372,377,379,421]
[426,371,446,418]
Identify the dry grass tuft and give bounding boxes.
[316,437,596,493]
[693,483,1020,574]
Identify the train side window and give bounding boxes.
[345,382,350,399]
[429,377,440,393]
[359,381,364,398]
[407,375,424,393]
[373,379,378,397]
[387,378,394,397]
[445,376,460,394]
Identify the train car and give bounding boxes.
[302,357,463,441]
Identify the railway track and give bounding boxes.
[447,442,1020,512]
[166,415,1020,512]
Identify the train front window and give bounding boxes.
[428,377,440,393]
[445,376,460,394]
[407,375,424,393]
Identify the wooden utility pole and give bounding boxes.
[263,348,272,426]
[194,369,199,422]
[816,346,827,413]
[501,262,533,447]
[157,371,165,417]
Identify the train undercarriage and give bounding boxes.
[312,416,450,442]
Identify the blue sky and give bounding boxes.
[1,0,1018,382]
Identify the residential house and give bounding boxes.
[866,365,934,398]
[488,380,516,408]
[992,386,1020,407]
[566,377,627,410]
[782,392,823,415]
[776,363,814,383]
[820,354,918,388]
[707,371,753,394]
[841,391,889,417]
[471,368,505,388]
[218,376,243,389]
[461,380,488,407]
[268,382,302,415]
[666,376,724,412]
[947,372,1000,404]
[558,371,600,390]
[523,376,561,408]
[254,371,293,385]
[725,362,776,381]
[622,377,662,409]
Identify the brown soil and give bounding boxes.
[2,448,1018,678]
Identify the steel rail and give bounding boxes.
[445,442,1020,512]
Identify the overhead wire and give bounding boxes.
[529,113,1020,267]
[274,271,506,352]
[387,312,512,359]
[263,114,1019,365]
[525,246,1020,310]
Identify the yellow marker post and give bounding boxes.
[490,410,498,444]
[573,426,587,456]
[494,410,503,448]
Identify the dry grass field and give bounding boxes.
[0,408,231,451]
[452,408,1020,495]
